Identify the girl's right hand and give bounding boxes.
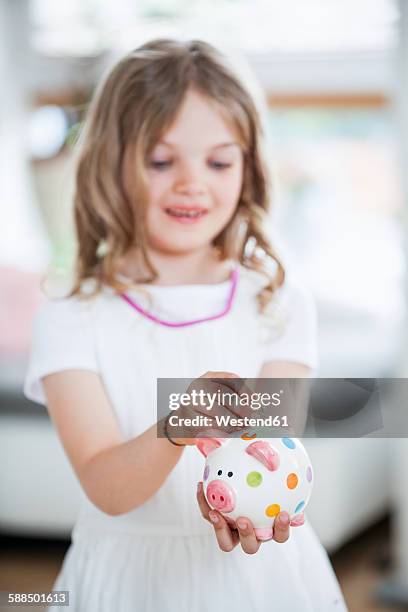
[167,371,252,446]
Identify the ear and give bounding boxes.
[195,437,226,457]
[245,440,280,471]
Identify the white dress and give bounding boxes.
[24,266,348,612]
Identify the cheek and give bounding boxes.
[146,172,172,206]
[213,168,243,210]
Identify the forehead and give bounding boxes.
[159,88,242,149]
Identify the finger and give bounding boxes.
[273,512,290,543]
[191,375,252,418]
[290,512,305,527]
[203,371,240,379]
[202,379,254,421]
[224,516,237,529]
[236,517,262,555]
[206,373,246,395]
[192,402,245,435]
[208,510,239,552]
[184,382,248,434]
[185,379,243,419]
[196,481,240,532]
[211,379,258,420]
[196,482,211,521]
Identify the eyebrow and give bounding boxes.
[158,140,239,151]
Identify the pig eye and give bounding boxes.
[227,471,233,477]
[217,469,222,476]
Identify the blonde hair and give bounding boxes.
[70,38,285,310]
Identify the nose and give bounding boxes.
[206,480,235,513]
[173,163,205,197]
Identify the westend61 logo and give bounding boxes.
[167,388,289,430]
[168,389,283,411]
[157,378,405,439]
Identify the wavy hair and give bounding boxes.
[70,39,285,310]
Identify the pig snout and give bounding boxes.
[206,480,235,512]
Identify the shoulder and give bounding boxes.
[30,294,100,361]
[25,293,101,405]
[238,265,315,314]
[273,274,316,316]
[33,277,112,329]
[30,285,110,355]
[238,265,318,368]
[33,294,95,333]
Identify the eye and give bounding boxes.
[150,159,172,170]
[227,471,233,477]
[217,469,222,476]
[209,161,232,170]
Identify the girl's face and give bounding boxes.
[144,89,244,256]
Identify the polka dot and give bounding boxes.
[241,433,257,440]
[295,501,305,513]
[265,504,281,517]
[282,437,296,449]
[306,466,313,482]
[203,465,209,481]
[246,471,263,487]
[287,473,298,489]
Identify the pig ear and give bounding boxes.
[245,441,280,471]
[195,437,226,457]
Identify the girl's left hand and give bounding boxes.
[196,481,305,555]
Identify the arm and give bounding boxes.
[43,370,184,516]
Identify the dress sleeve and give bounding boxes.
[260,277,319,371]
[24,298,99,406]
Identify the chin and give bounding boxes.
[148,229,221,256]
[149,238,210,256]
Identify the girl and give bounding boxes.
[24,39,347,611]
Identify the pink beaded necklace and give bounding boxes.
[119,267,238,328]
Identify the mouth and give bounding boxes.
[164,206,208,224]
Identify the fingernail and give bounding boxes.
[209,512,219,524]
[237,519,247,530]
[279,512,290,526]
[197,482,202,492]
[290,514,305,527]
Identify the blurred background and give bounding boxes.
[1,0,408,610]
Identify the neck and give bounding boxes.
[117,245,233,286]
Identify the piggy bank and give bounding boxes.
[196,436,313,541]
